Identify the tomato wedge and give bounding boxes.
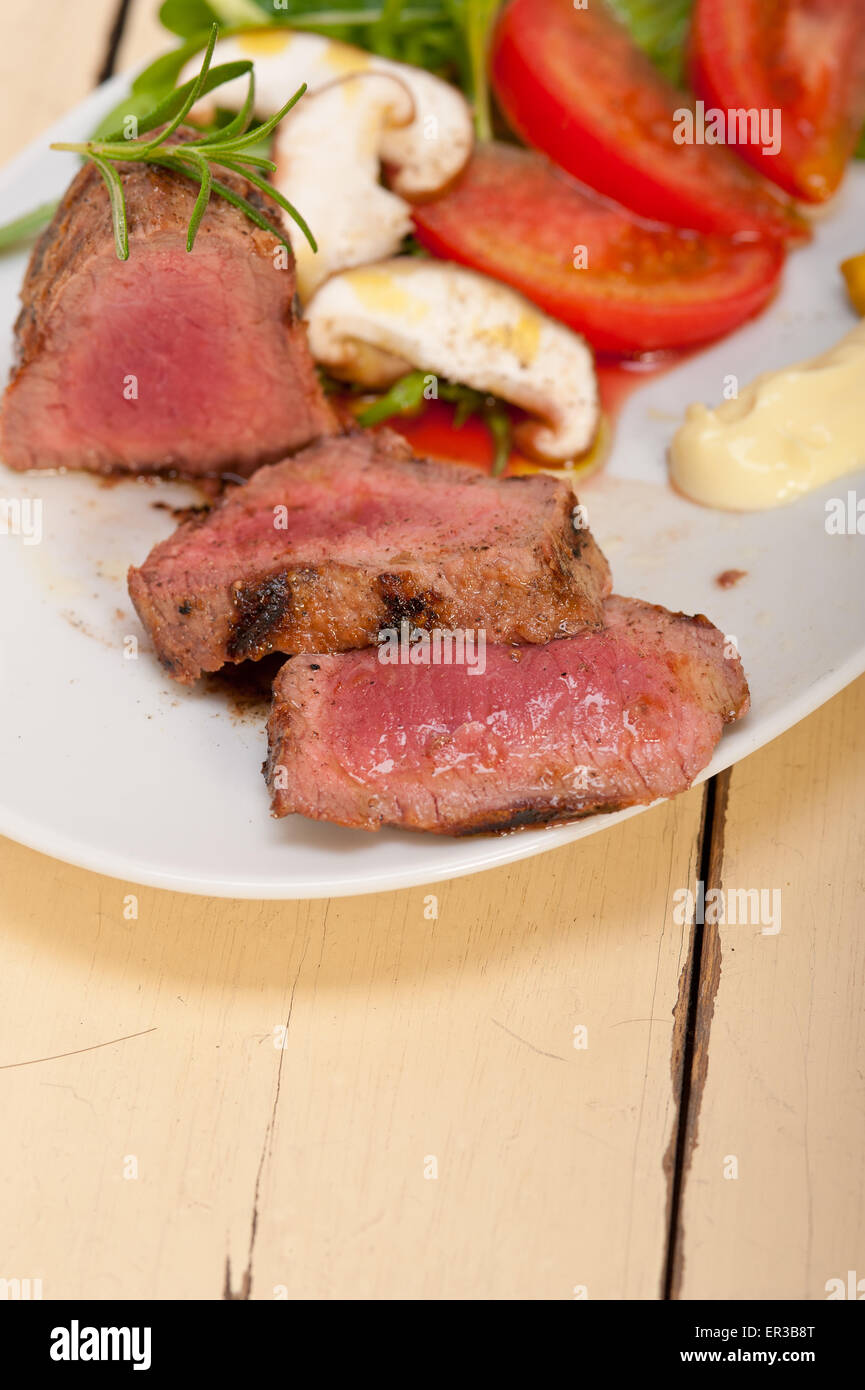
[490,0,806,242]
[690,0,865,203]
[409,143,785,356]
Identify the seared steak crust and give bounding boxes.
[0,152,335,475]
[264,594,750,835]
[128,430,612,683]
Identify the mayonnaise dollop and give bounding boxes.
[670,321,865,510]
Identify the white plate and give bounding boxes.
[2,77,865,898]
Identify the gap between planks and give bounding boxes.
[662,769,730,1298]
[98,0,133,83]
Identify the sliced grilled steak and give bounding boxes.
[128,430,611,683]
[0,156,335,476]
[264,594,749,835]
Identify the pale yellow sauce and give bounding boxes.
[670,321,865,510]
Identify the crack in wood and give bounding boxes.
[491,1018,566,1061]
[661,769,730,1299]
[0,1026,157,1070]
[222,932,312,1300]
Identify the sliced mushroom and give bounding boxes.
[304,260,600,463]
[182,29,473,197]
[273,73,415,301]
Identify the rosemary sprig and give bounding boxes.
[49,24,316,261]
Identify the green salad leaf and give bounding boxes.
[0,201,61,252]
[357,370,513,475]
[606,0,694,87]
[139,2,498,137]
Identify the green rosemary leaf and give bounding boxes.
[89,154,129,260]
[210,82,307,151]
[208,155,317,250]
[206,68,256,141]
[206,151,276,170]
[41,26,316,262]
[92,90,173,144]
[178,151,213,250]
[102,60,252,144]
[131,34,213,98]
[0,201,58,251]
[206,174,295,250]
[141,23,220,147]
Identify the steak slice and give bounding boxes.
[0,156,335,476]
[128,429,611,683]
[264,595,750,835]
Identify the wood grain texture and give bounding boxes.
[0,792,702,1300]
[0,0,119,164]
[677,679,865,1300]
[114,0,167,79]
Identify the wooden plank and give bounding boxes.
[0,789,703,1299]
[676,675,865,1300]
[0,0,119,163]
[114,0,167,79]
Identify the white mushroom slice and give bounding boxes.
[181,29,472,197]
[273,73,414,301]
[304,260,599,463]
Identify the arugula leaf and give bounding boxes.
[160,0,219,39]
[356,370,428,424]
[461,0,500,141]
[357,372,513,474]
[160,0,273,37]
[438,379,512,474]
[0,201,59,252]
[132,35,213,96]
[93,32,228,141]
[606,0,694,87]
[145,2,499,136]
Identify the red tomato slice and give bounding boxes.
[409,143,785,356]
[490,0,807,242]
[381,399,523,474]
[690,0,865,203]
